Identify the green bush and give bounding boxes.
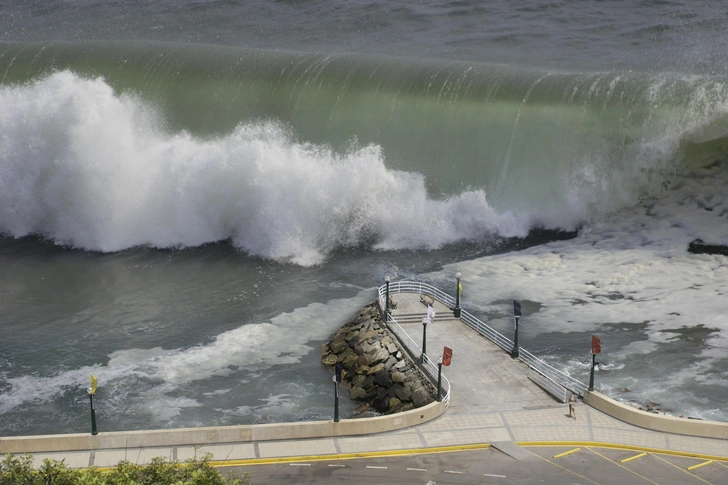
[0,453,249,485]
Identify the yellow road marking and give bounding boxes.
[519,441,728,462]
[621,452,647,463]
[649,454,714,485]
[214,443,492,467]
[687,460,714,471]
[527,449,601,485]
[587,448,658,485]
[87,443,492,472]
[553,447,580,458]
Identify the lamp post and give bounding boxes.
[88,375,98,436]
[385,276,391,320]
[454,272,462,318]
[436,357,443,402]
[334,363,342,423]
[422,317,428,363]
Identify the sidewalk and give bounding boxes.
[13,293,728,467]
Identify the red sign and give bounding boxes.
[442,346,453,366]
[592,335,601,355]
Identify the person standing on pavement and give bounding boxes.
[568,393,577,419]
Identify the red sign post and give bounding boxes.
[436,347,452,402]
[442,346,453,366]
[589,335,601,392]
[591,335,601,355]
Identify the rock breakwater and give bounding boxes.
[321,302,436,415]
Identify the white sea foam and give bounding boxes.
[441,162,728,419]
[0,71,534,266]
[0,289,373,419]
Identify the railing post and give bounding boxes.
[421,317,428,362]
[385,276,391,319]
[589,353,596,392]
[437,361,443,402]
[511,300,521,359]
[454,272,462,318]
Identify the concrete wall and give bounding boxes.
[0,401,446,454]
[584,390,728,440]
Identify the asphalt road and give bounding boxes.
[223,446,728,485]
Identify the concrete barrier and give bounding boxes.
[0,400,446,454]
[584,390,728,440]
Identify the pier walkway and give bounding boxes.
[5,292,728,475]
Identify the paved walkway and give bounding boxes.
[18,293,728,468]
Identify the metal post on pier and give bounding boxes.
[88,375,98,436]
[385,276,391,320]
[438,347,452,402]
[422,317,428,362]
[511,300,521,359]
[454,272,462,318]
[436,360,443,402]
[589,335,601,392]
[334,364,342,422]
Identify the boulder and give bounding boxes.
[322,353,338,366]
[383,356,398,371]
[391,371,406,383]
[361,374,376,390]
[330,338,348,355]
[357,329,380,343]
[394,384,412,402]
[359,363,385,376]
[351,374,366,388]
[357,353,374,367]
[372,391,390,413]
[369,347,390,365]
[349,387,367,400]
[338,349,359,370]
[374,370,393,387]
[411,386,431,408]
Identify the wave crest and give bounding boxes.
[0,71,530,265]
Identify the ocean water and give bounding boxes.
[1,1,728,435]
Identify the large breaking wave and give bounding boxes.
[0,71,529,265]
[2,42,728,264]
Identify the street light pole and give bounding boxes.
[87,374,98,436]
[454,272,462,318]
[437,358,443,402]
[334,363,342,423]
[88,391,98,436]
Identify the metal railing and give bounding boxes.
[377,283,452,407]
[378,281,587,397]
[384,313,452,408]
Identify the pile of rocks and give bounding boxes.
[321,302,436,415]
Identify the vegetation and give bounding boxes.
[0,452,249,485]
